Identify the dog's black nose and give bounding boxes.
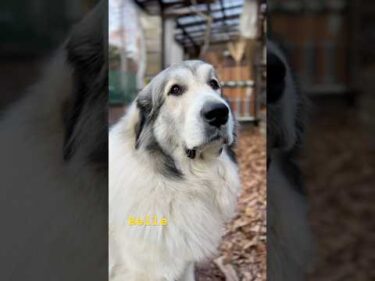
[202,102,229,128]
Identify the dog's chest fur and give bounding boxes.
[109,122,240,279]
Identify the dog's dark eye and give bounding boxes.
[168,84,184,96]
[209,79,220,90]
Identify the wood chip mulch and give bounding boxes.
[196,126,267,281]
[301,105,375,281]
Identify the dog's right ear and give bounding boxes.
[134,102,147,149]
[62,1,107,161]
[135,88,153,149]
[267,50,286,104]
[125,86,152,149]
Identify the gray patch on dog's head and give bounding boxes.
[182,60,205,75]
[134,77,167,149]
[132,72,183,180]
[207,67,218,80]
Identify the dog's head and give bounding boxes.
[267,41,305,155]
[130,60,235,161]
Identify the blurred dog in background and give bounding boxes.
[267,41,313,281]
[0,2,107,280]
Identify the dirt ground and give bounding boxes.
[301,101,375,281]
[196,127,267,281]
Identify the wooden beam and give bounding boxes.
[177,13,240,28]
[175,23,238,37]
[219,0,227,25]
[159,0,166,69]
[176,32,239,47]
[176,20,199,51]
[164,4,243,17]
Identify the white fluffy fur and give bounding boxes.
[109,62,241,281]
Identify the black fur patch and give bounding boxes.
[62,5,107,167]
[134,91,162,149]
[225,144,237,164]
[86,89,108,170]
[267,51,286,104]
[146,137,184,180]
[134,102,148,149]
[185,60,205,75]
[185,149,196,159]
[62,67,88,161]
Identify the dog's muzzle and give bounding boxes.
[202,102,230,143]
[185,102,230,160]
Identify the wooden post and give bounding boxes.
[159,0,165,69]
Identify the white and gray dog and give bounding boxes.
[109,61,241,281]
[267,41,313,281]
